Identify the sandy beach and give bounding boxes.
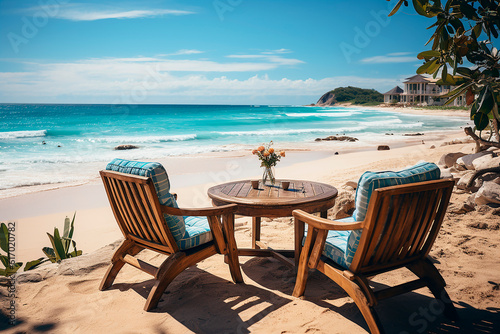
[1,107,499,333]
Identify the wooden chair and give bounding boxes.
[293,179,457,334]
[99,161,243,311]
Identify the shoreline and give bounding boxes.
[3,128,471,263]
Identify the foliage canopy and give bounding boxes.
[389,0,500,147]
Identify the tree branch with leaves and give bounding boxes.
[389,0,500,151]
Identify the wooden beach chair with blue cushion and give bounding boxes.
[99,158,243,311]
[292,162,457,334]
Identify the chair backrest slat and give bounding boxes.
[380,192,421,263]
[109,177,139,236]
[371,193,409,264]
[100,170,179,253]
[122,180,155,241]
[130,182,166,245]
[350,179,454,274]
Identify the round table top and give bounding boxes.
[207,179,338,217]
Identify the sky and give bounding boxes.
[0,0,437,105]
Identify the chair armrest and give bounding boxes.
[161,203,238,217]
[293,209,363,231]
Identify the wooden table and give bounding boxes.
[207,179,338,267]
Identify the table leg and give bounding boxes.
[295,218,305,268]
[321,210,328,219]
[252,217,261,249]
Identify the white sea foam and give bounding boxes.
[0,130,47,139]
[285,111,360,118]
[76,134,197,144]
[214,127,367,137]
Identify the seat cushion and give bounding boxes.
[353,161,441,221]
[304,217,357,269]
[106,158,186,241]
[177,216,214,250]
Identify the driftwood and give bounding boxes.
[466,166,500,188]
[464,127,500,152]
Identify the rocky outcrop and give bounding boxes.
[315,135,358,142]
[315,91,336,106]
[472,156,500,171]
[438,152,466,168]
[456,151,495,170]
[377,145,390,151]
[438,149,500,213]
[475,181,500,206]
[331,191,355,219]
[115,144,139,150]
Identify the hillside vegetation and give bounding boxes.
[315,86,383,106]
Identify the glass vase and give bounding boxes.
[262,166,275,186]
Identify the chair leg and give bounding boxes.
[222,213,243,283]
[293,224,319,297]
[144,253,189,311]
[99,239,142,291]
[340,276,384,334]
[407,259,458,320]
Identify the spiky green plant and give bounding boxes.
[0,223,23,276]
[42,212,82,263]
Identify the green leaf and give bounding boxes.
[63,216,70,238]
[473,112,490,130]
[0,223,9,253]
[48,230,65,262]
[456,67,472,78]
[0,254,9,268]
[68,212,76,240]
[473,24,482,39]
[478,86,494,114]
[389,0,406,17]
[417,60,435,74]
[441,65,448,81]
[42,247,57,263]
[413,0,434,18]
[417,50,440,59]
[5,262,22,276]
[24,258,46,271]
[470,100,479,119]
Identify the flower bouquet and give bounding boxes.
[252,141,285,185]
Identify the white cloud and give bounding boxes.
[361,53,417,64]
[262,49,293,54]
[0,56,397,103]
[55,9,193,21]
[25,3,194,21]
[168,49,204,56]
[226,52,304,66]
[387,52,412,57]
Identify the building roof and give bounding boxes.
[383,86,404,95]
[403,74,434,83]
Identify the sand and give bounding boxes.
[1,107,499,333]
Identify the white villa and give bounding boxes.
[383,74,465,106]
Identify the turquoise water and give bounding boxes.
[0,104,468,193]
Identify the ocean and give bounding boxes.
[0,104,469,197]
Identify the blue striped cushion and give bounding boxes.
[178,216,213,250]
[304,216,356,269]
[353,162,441,221]
[106,159,186,241]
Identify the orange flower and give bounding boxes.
[269,148,274,154]
[280,151,285,157]
[252,149,258,154]
[263,151,270,157]
[258,146,265,152]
